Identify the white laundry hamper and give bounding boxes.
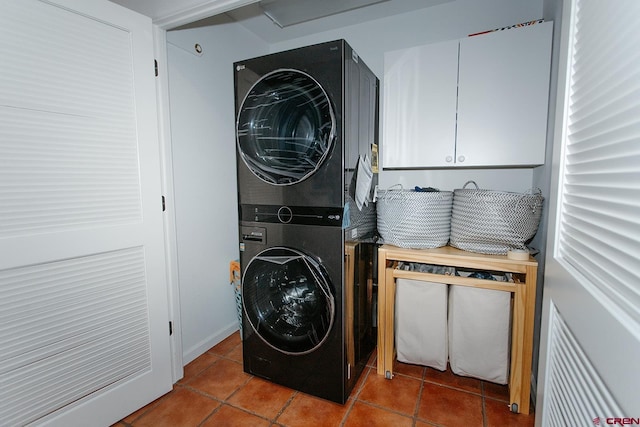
[395,278,448,370]
[448,284,511,384]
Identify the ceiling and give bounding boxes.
[221,0,452,43]
[108,0,453,42]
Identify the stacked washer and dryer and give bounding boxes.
[234,40,379,404]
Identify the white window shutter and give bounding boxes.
[558,0,640,324]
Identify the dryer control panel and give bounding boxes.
[240,204,343,226]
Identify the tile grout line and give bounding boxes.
[338,395,357,427]
[339,364,371,426]
[350,399,416,422]
[411,368,426,427]
[195,403,224,427]
[481,381,488,427]
[421,377,483,397]
[271,390,298,426]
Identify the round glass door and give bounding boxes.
[236,69,336,185]
[242,247,335,355]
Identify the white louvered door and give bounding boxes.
[537,0,640,425]
[0,0,172,426]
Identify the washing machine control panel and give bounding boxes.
[240,204,343,226]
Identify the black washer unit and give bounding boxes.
[234,40,379,404]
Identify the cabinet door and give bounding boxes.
[456,22,553,166]
[382,40,459,168]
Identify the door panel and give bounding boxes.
[0,0,171,425]
[457,22,552,167]
[537,0,640,423]
[382,40,459,168]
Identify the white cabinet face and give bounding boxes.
[382,40,459,168]
[381,22,553,169]
[456,22,553,167]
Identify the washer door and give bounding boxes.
[242,247,335,355]
[236,69,336,185]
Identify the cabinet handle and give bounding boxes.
[458,155,465,163]
[446,156,453,163]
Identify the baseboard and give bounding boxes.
[182,321,239,366]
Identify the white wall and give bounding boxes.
[166,15,268,364]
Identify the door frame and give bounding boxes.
[151,0,261,382]
[153,26,184,382]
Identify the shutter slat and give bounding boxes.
[544,305,622,426]
[0,0,142,239]
[559,0,640,324]
[0,248,152,425]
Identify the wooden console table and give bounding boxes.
[376,244,538,414]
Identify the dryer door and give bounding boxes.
[236,69,336,186]
[242,247,335,355]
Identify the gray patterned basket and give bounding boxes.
[344,194,377,240]
[450,181,543,255]
[376,186,453,249]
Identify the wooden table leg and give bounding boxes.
[382,267,396,378]
[519,265,538,414]
[376,248,388,376]
[509,267,536,415]
[509,280,526,413]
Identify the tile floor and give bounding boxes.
[114,332,534,427]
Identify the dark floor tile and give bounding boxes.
[418,381,483,427]
[187,358,250,400]
[224,341,243,362]
[343,401,413,427]
[393,360,426,380]
[200,404,271,427]
[358,371,421,416]
[485,398,535,427]
[350,366,371,397]
[133,387,219,427]
[122,394,164,424]
[423,365,482,395]
[179,352,220,384]
[483,380,510,402]
[277,393,350,427]
[208,331,241,356]
[226,376,295,419]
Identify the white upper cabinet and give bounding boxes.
[457,22,553,166]
[382,21,553,168]
[383,40,459,168]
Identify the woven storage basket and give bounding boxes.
[345,194,377,240]
[450,181,543,255]
[376,186,453,249]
